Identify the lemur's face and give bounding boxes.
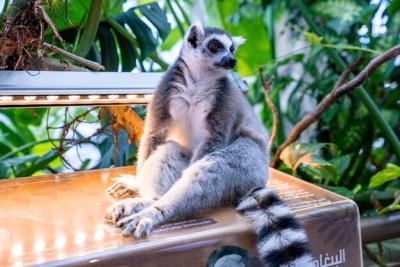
[182,22,245,72]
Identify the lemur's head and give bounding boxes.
[181,22,245,72]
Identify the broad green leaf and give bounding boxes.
[47,0,90,32]
[113,22,138,71]
[138,2,171,40]
[102,0,124,18]
[86,44,102,63]
[330,155,351,178]
[303,31,323,46]
[116,9,157,59]
[97,23,119,71]
[369,164,400,189]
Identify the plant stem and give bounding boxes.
[265,4,285,145]
[294,0,400,163]
[0,139,59,160]
[166,0,185,37]
[75,0,103,58]
[174,0,190,26]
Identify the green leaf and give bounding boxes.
[303,31,323,46]
[86,44,102,63]
[3,155,38,166]
[102,0,124,18]
[47,0,90,33]
[387,0,400,16]
[312,0,362,34]
[16,150,59,177]
[0,162,12,179]
[14,108,47,127]
[369,164,400,189]
[138,3,171,40]
[97,23,119,71]
[116,9,157,59]
[322,185,354,198]
[113,22,138,72]
[378,204,400,215]
[161,27,181,51]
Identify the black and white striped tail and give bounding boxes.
[236,187,315,267]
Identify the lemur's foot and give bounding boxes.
[106,174,139,200]
[105,198,152,224]
[116,206,164,239]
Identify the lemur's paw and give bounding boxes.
[117,207,163,239]
[105,198,152,224]
[106,174,139,200]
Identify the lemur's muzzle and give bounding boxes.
[220,56,237,69]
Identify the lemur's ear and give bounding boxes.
[232,36,246,48]
[186,21,204,48]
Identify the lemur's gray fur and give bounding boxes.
[106,22,314,267]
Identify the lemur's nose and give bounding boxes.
[222,56,237,69]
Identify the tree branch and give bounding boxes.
[271,43,400,167]
[35,0,65,47]
[294,0,400,164]
[106,106,144,147]
[258,67,278,151]
[43,42,105,70]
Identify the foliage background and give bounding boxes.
[1,0,399,231]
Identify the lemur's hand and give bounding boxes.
[105,198,152,224]
[106,174,139,200]
[116,206,164,239]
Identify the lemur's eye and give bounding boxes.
[229,46,235,53]
[208,40,222,53]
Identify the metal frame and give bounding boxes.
[0,71,162,106]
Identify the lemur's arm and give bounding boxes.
[191,132,224,162]
[137,95,171,171]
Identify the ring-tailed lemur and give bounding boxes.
[105,22,315,267]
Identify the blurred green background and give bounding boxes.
[0,1,399,264]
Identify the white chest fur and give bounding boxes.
[167,80,216,153]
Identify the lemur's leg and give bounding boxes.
[138,140,190,199]
[106,141,189,224]
[116,137,268,239]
